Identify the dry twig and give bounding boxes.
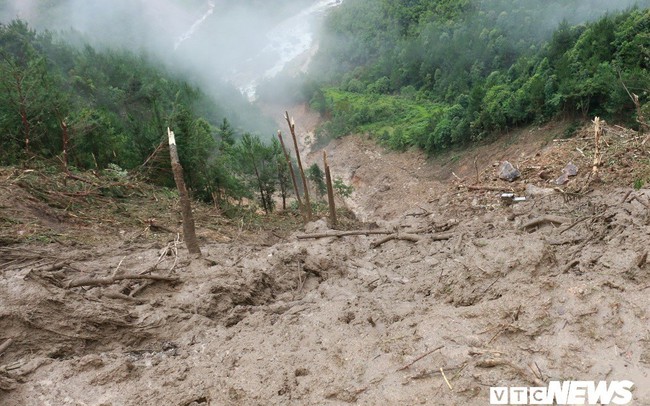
[397,345,444,371]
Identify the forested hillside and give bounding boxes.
[0,20,293,211]
[309,0,650,153]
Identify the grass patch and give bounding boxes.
[316,89,447,151]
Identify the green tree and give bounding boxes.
[307,163,327,197]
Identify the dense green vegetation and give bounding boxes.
[0,20,287,212]
[309,0,650,153]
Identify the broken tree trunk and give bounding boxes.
[592,117,602,179]
[168,127,202,256]
[61,120,69,172]
[278,130,304,219]
[285,112,312,220]
[323,151,337,227]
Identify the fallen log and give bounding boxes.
[467,185,524,192]
[296,229,394,239]
[371,233,421,249]
[520,215,571,230]
[67,274,180,288]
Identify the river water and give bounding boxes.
[215,0,343,101]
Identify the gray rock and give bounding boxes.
[498,161,521,182]
[563,162,579,176]
[555,162,579,185]
[555,173,570,185]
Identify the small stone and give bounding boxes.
[555,173,570,185]
[498,161,520,182]
[563,162,579,176]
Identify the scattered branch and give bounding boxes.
[397,345,444,371]
[520,215,571,230]
[467,185,522,192]
[67,273,180,289]
[297,229,395,239]
[371,233,421,249]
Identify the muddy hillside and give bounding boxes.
[1,120,650,405]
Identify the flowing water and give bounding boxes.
[176,0,343,101]
[236,0,343,100]
[174,1,215,51]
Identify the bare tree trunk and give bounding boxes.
[168,127,202,256]
[618,70,649,136]
[592,117,602,180]
[244,141,269,214]
[277,130,305,219]
[285,112,312,220]
[61,120,68,171]
[323,151,337,227]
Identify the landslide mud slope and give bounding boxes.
[1,122,650,405]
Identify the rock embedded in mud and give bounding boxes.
[563,162,579,176]
[555,162,579,185]
[498,161,521,182]
[555,173,570,185]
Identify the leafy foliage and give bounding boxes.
[0,20,288,213]
[307,163,327,197]
[309,1,650,154]
[333,177,354,199]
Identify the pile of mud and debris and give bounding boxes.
[1,120,650,405]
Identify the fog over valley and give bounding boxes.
[0,0,343,105]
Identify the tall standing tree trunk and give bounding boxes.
[277,130,304,218]
[245,145,269,214]
[323,151,337,227]
[591,117,602,181]
[285,112,312,220]
[168,128,202,256]
[61,120,69,171]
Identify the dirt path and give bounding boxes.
[1,120,650,405]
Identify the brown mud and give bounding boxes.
[1,119,650,405]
